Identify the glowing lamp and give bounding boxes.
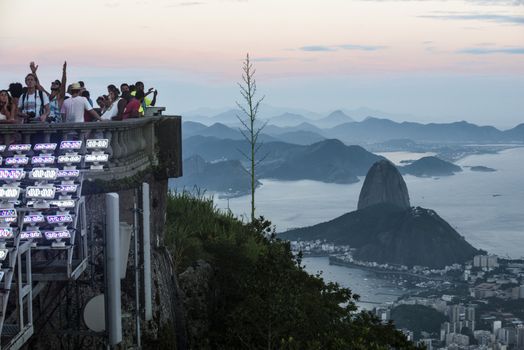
[29,168,58,180]
[57,169,80,179]
[46,214,73,224]
[60,140,82,150]
[26,186,56,199]
[0,209,17,218]
[86,139,109,149]
[56,184,78,193]
[20,230,42,239]
[0,209,17,224]
[50,199,76,208]
[57,154,82,164]
[8,144,31,152]
[34,143,57,151]
[23,214,45,224]
[44,230,71,240]
[0,227,14,239]
[0,217,17,224]
[0,248,8,261]
[85,153,109,163]
[0,187,20,199]
[31,155,56,165]
[0,169,26,180]
[5,156,29,166]
[0,145,6,152]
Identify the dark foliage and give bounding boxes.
[166,191,423,349]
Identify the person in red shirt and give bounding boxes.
[115,90,143,120]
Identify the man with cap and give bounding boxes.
[61,82,100,123]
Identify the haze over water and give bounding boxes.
[215,147,524,258]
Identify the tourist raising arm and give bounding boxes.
[18,73,50,123]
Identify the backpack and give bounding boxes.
[21,90,45,116]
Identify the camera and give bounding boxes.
[26,111,36,119]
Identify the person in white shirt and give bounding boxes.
[61,82,100,123]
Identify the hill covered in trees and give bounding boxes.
[160,192,422,349]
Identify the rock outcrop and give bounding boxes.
[358,160,410,210]
[282,159,481,268]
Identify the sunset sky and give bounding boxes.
[0,0,523,127]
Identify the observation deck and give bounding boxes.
[0,112,182,349]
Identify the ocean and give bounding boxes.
[212,147,524,308]
[215,147,524,258]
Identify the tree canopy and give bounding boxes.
[165,191,423,349]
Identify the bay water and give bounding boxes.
[212,147,524,307]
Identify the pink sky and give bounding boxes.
[1,0,523,126]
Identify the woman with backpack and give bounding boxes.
[17,73,50,123]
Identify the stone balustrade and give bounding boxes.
[0,115,182,193]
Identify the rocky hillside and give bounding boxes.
[400,156,462,177]
[358,160,410,210]
[281,160,480,268]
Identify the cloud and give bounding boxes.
[299,44,386,52]
[179,1,204,5]
[299,45,336,52]
[338,44,386,51]
[362,0,523,5]
[458,46,524,54]
[254,57,288,62]
[418,13,524,25]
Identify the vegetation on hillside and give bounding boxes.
[165,191,423,349]
[391,305,447,340]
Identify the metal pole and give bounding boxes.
[142,183,152,321]
[133,189,142,348]
[105,193,122,346]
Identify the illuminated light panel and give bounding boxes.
[34,143,57,151]
[85,153,109,163]
[56,184,78,193]
[0,156,2,164]
[50,199,76,208]
[8,144,31,152]
[26,186,56,199]
[0,187,20,199]
[5,156,29,166]
[46,214,73,224]
[23,214,45,224]
[0,249,8,261]
[31,155,56,165]
[86,139,109,149]
[30,168,58,180]
[0,217,17,224]
[57,154,82,164]
[20,230,42,239]
[60,140,82,150]
[0,227,13,239]
[0,169,25,180]
[44,230,71,240]
[57,169,80,178]
[0,209,17,218]
[0,145,5,152]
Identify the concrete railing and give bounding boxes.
[0,115,182,192]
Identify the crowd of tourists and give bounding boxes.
[0,61,158,124]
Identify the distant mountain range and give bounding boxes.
[183,118,524,146]
[169,155,259,196]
